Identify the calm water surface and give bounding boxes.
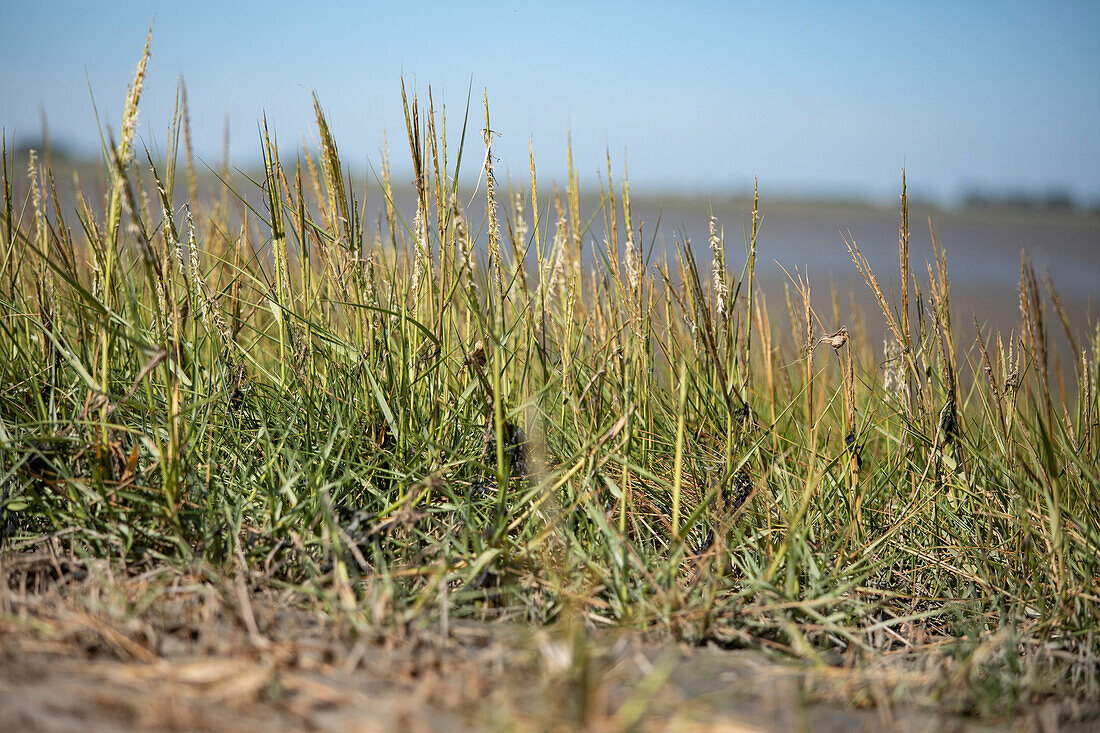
[584,195,1099,346]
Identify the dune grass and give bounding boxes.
[2,37,1098,718]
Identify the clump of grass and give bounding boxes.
[1,37,1098,718]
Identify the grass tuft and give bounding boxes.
[2,37,1098,720]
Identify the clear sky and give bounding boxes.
[2,1,1098,202]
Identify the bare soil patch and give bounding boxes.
[2,554,1096,732]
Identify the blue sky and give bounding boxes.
[2,1,1098,202]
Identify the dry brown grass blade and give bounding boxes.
[1044,271,1079,358]
[314,92,354,248]
[1019,254,1052,416]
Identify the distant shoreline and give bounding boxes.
[9,144,1100,219]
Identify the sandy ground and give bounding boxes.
[2,554,1097,732]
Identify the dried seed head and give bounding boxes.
[1003,335,1021,394]
[483,126,503,296]
[118,28,151,168]
[883,338,907,404]
[544,211,568,300]
[624,236,640,297]
[451,196,473,278]
[513,191,528,245]
[363,254,379,310]
[709,216,728,324]
[410,203,428,297]
[27,150,45,245]
[184,209,230,342]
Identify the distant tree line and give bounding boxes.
[962,187,1097,213]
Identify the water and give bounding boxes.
[25,161,1100,347]
[513,194,1100,357]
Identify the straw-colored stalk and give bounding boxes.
[483,100,504,304]
[671,359,688,538]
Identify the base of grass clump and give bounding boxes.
[4,557,1098,731]
[1,34,1098,728]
